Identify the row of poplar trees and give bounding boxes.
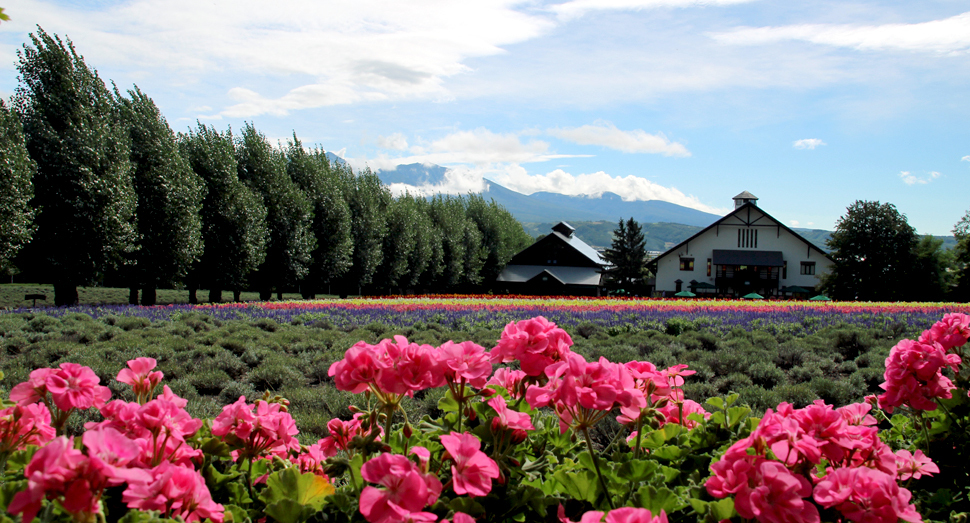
[0,29,533,306]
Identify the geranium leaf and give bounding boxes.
[259,467,335,511]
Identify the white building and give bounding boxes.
[648,192,833,297]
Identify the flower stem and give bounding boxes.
[582,426,615,510]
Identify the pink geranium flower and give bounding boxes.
[44,362,112,412]
[604,507,669,523]
[894,449,939,481]
[117,357,164,404]
[486,368,528,399]
[359,453,442,523]
[918,313,970,351]
[122,461,225,523]
[9,368,54,405]
[814,467,921,523]
[439,340,493,388]
[440,432,500,497]
[0,402,55,453]
[490,316,573,376]
[8,436,92,523]
[487,395,534,432]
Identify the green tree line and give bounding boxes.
[0,28,533,305]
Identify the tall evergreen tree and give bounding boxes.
[14,28,136,305]
[374,195,421,293]
[428,196,473,290]
[602,217,648,294]
[236,123,314,300]
[286,138,353,298]
[0,100,36,275]
[116,86,205,305]
[179,125,267,303]
[821,200,918,301]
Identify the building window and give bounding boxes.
[737,228,758,248]
[707,258,712,277]
[680,257,694,271]
[800,262,816,275]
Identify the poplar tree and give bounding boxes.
[465,194,532,288]
[286,138,353,298]
[337,167,389,296]
[180,125,267,302]
[236,123,314,300]
[14,28,136,305]
[0,101,35,274]
[117,86,204,305]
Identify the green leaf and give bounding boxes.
[223,504,253,523]
[553,469,602,504]
[438,391,459,413]
[617,459,660,483]
[263,499,318,523]
[200,437,233,459]
[705,397,725,411]
[651,445,684,461]
[726,406,751,429]
[259,467,335,511]
[635,485,684,514]
[448,497,485,516]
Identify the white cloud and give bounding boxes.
[491,168,727,213]
[552,0,756,20]
[899,171,942,185]
[386,166,487,198]
[378,133,409,151]
[789,220,800,226]
[548,122,691,157]
[962,155,970,162]
[7,0,555,117]
[793,138,825,150]
[712,12,970,54]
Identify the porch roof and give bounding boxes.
[712,249,784,267]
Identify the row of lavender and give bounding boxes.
[7,301,970,336]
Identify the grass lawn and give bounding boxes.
[0,283,320,309]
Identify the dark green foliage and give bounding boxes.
[14,28,137,305]
[464,194,533,288]
[338,168,390,293]
[374,195,422,292]
[603,217,649,294]
[179,125,268,300]
[953,209,970,301]
[822,200,919,301]
[189,368,232,395]
[0,101,35,273]
[236,124,314,298]
[285,139,352,296]
[115,86,204,304]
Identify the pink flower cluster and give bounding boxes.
[5,360,226,523]
[0,402,55,454]
[489,316,573,376]
[620,361,709,430]
[707,400,927,523]
[359,452,443,523]
[526,353,646,432]
[878,313,968,412]
[211,396,301,461]
[330,336,492,398]
[440,432,500,497]
[9,363,112,429]
[559,505,668,523]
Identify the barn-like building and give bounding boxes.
[649,192,833,297]
[496,222,606,296]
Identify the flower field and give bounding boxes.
[0,309,966,523]
[11,296,970,336]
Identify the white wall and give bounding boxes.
[655,206,832,293]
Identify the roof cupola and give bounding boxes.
[733,191,758,209]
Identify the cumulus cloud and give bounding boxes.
[711,12,970,54]
[490,168,727,213]
[793,138,825,149]
[548,122,691,156]
[790,220,800,226]
[378,133,409,151]
[386,166,487,198]
[899,171,942,185]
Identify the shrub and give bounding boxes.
[747,361,787,388]
[188,369,233,395]
[247,355,305,391]
[251,318,279,332]
[115,316,152,331]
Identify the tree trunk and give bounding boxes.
[276,291,283,300]
[141,287,157,306]
[233,289,242,302]
[259,288,272,301]
[302,289,316,299]
[128,287,139,305]
[54,282,79,306]
[188,287,198,304]
[209,288,222,303]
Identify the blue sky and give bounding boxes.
[2,0,969,235]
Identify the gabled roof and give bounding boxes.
[647,202,833,268]
[497,265,603,286]
[550,228,606,266]
[733,191,758,200]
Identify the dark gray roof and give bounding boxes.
[496,265,603,286]
[552,222,576,237]
[712,249,784,267]
[733,191,758,200]
[550,229,606,265]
